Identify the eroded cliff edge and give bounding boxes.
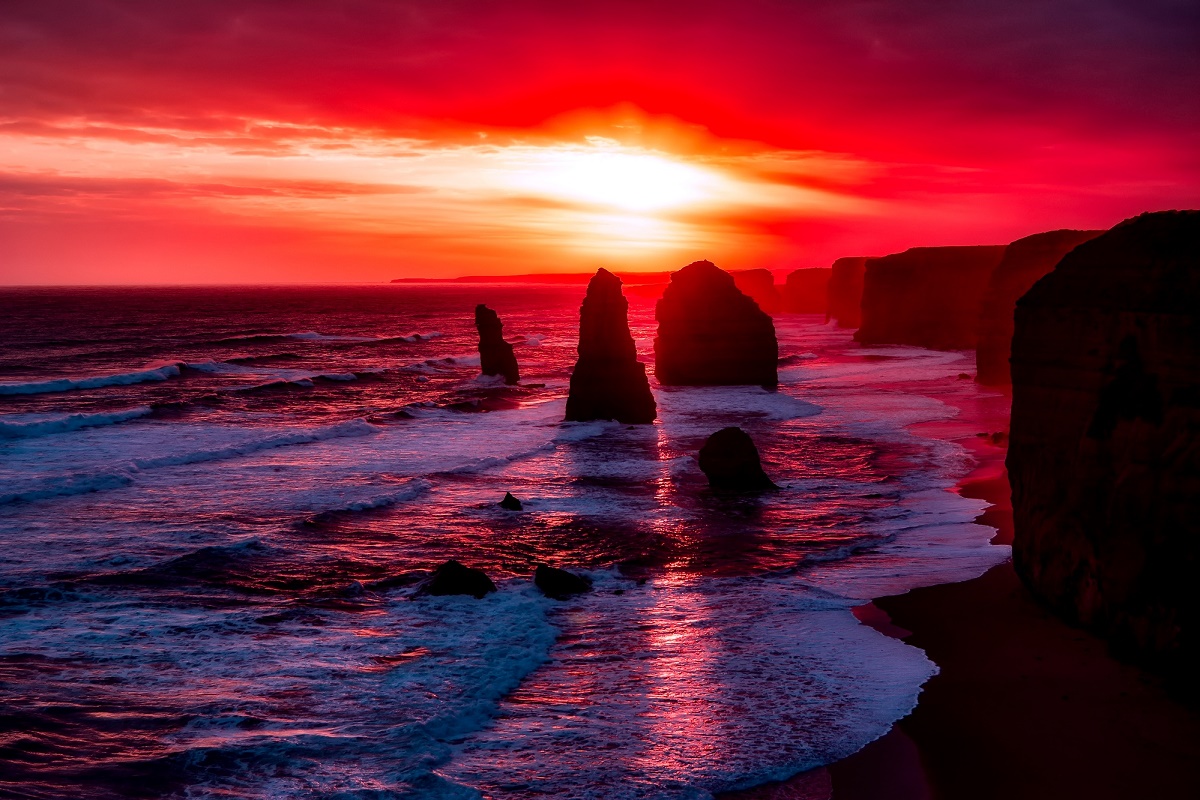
[1008,210,1200,680]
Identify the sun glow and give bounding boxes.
[510,144,724,212]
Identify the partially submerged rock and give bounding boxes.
[474,304,520,385]
[534,564,593,599]
[565,269,657,424]
[1007,210,1200,678]
[499,492,523,511]
[413,559,497,599]
[655,260,778,387]
[698,427,776,490]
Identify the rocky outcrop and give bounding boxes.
[1007,210,1200,677]
[976,230,1104,385]
[781,268,832,314]
[655,260,778,387]
[731,269,781,314]
[855,246,1007,350]
[698,427,777,490]
[499,492,523,511]
[826,257,870,328]
[414,560,497,599]
[474,304,520,384]
[534,564,593,599]
[564,269,657,424]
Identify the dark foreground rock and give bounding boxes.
[731,269,781,314]
[655,260,778,386]
[781,267,832,314]
[698,427,776,490]
[976,229,1104,385]
[534,564,593,599]
[564,269,657,423]
[474,304,520,384]
[499,492,523,511]
[826,257,871,328]
[414,560,497,599]
[1007,210,1200,680]
[856,245,1007,350]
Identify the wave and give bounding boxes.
[0,407,153,439]
[0,419,380,505]
[0,363,183,396]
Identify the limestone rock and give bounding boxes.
[781,268,832,314]
[564,269,657,424]
[655,260,778,387]
[731,269,781,314]
[414,559,497,599]
[855,246,1007,350]
[1007,210,1200,677]
[534,564,593,599]
[698,427,776,490]
[474,304,520,384]
[826,257,871,328]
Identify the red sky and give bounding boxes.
[1,0,1198,284]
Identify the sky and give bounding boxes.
[1,0,1198,284]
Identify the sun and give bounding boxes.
[511,144,723,213]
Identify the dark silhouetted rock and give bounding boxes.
[499,492,523,511]
[655,260,778,387]
[976,229,1105,385]
[474,304,520,385]
[855,246,1007,350]
[731,269,781,314]
[781,268,832,314]
[534,564,593,599]
[1007,210,1200,679]
[698,427,777,490]
[414,559,497,599]
[565,269,657,424]
[826,257,871,328]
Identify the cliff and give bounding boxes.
[1007,210,1200,678]
[826,257,870,328]
[474,304,520,385]
[976,229,1104,385]
[781,268,832,314]
[855,245,1007,350]
[730,269,781,314]
[564,269,657,424]
[655,260,778,387]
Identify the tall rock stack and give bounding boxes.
[855,245,1007,350]
[474,304,520,385]
[564,269,657,424]
[1007,210,1200,678]
[976,229,1104,385]
[730,269,781,314]
[781,268,832,314]
[826,257,870,328]
[655,260,778,387]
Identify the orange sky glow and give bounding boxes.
[1,1,1197,284]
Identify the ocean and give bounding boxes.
[0,285,1009,799]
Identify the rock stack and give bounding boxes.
[474,304,520,385]
[826,257,870,328]
[564,269,657,424]
[698,427,776,490]
[855,245,1007,350]
[1007,210,1200,677]
[655,260,778,387]
[975,229,1104,385]
[731,269,781,314]
[781,267,832,314]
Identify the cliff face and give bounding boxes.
[976,230,1104,385]
[731,269,781,314]
[655,260,778,387]
[564,269,657,424]
[826,257,869,328]
[855,246,1007,350]
[1007,210,1200,676]
[781,268,832,314]
[474,304,520,385]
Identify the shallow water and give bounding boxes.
[0,286,1009,799]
